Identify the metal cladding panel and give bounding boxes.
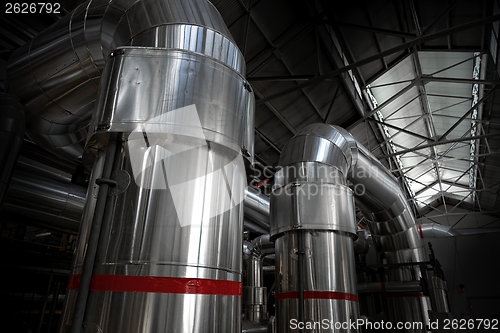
[270,182,356,238]
[7,0,241,160]
[62,46,251,332]
[274,231,359,333]
[88,47,253,157]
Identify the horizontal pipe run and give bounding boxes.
[357,281,422,294]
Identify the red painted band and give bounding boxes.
[276,291,358,302]
[418,224,424,238]
[66,274,242,296]
[67,274,81,290]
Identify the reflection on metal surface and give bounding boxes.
[55,0,254,330]
[244,187,271,230]
[243,234,274,323]
[271,124,359,332]
[2,170,86,232]
[272,123,430,332]
[7,0,248,161]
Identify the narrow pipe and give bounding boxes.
[67,133,119,333]
[243,234,274,323]
[296,231,305,333]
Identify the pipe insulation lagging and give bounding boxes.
[271,123,429,332]
[7,0,248,161]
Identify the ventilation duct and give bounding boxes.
[243,234,274,323]
[7,0,245,161]
[2,170,85,233]
[271,124,359,332]
[271,123,430,332]
[7,1,254,333]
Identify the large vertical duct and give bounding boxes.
[271,124,359,332]
[271,123,430,332]
[67,44,253,333]
[0,93,25,206]
[7,1,254,333]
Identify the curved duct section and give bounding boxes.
[272,123,430,331]
[418,223,460,237]
[271,124,359,332]
[243,234,274,323]
[7,0,249,161]
[244,187,271,231]
[0,93,25,206]
[2,170,85,233]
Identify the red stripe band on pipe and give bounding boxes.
[67,274,81,290]
[418,224,424,238]
[275,291,358,302]
[66,274,242,296]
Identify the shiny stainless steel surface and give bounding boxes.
[243,234,274,323]
[242,321,269,333]
[87,47,252,156]
[274,231,359,332]
[7,0,246,161]
[244,187,271,230]
[428,277,450,313]
[268,316,276,333]
[2,170,86,232]
[59,2,253,327]
[79,120,245,333]
[419,223,460,237]
[273,123,429,332]
[353,232,370,255]
[0,93,25,206]
[271,124,359,332]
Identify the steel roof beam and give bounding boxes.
[324,20,417,39]
[256,13,500,105]
[381,133,500,159]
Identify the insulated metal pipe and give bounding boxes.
[54,2,253,332]
[357,281,422,294]
[271,125,360,332]
[347,144,431,330]
[418,223,460,237]
[7,0,239,161]
[245,187,271,230]
[243,234,274,323]
[2,170,86,232]
[271,123,433,332]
